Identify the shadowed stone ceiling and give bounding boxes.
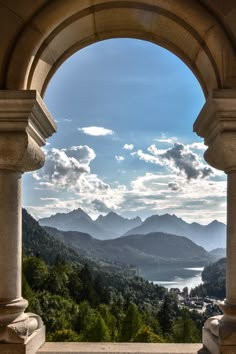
[0,0,235,97]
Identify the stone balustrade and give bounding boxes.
[38,343,206,354]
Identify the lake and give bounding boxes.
[150,267,204,291]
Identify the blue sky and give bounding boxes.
[23,39,227,223]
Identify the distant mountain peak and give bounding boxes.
[39,208,226,250]
[68,208,92,220]
[106,211,122,218]
[209,219,220,225]
[72,207,87,214]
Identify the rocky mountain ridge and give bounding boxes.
[39,208,226,250]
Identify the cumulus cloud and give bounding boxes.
[158,143,213,179]
[29,137,226,224]
[131,149,160,164]
[133,142,214,180]
[115,155,124,162]
[124,171,226,223]
[123,144,134,150]
[78,126,113,136]
[64,145,96,164]
[33,145,110,193]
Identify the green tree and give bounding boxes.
[48,329,80,342]
[171,308,201,343]
[79,264,97,305]
[23,256,48,291]
[142,308,161,335]
[94,274,110,305]
[120,303,143,341]
[158,293,179,336]
[74,301,96,334]
[46,264,70,298]
[68,267,83,302]
[133,326,164,343]
[22,273,41,314]
[82,313,111,342]
[98,304,118,340]
[36,291,79,335]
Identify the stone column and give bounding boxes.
[194,89,236,354]
[0,91,56,353]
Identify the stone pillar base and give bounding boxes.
[0,325,45,354]
[203,315,236,354]
[0,312,43,343]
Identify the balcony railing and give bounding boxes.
[37,342,208,354]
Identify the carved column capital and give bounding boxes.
[0,90,57,172]
[194,89,236,173]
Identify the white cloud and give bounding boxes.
[123,144,134,150]
[115,155,125,162]
[123,172,227,223]
[29,138,227,224]
[187,142,206,150]
[133,142,214,180]
[154,136,178,144]
[64,145,96,164]
[131,149,161,164]
[30,166,227,224]
[78,126,114,136]
[33,145,102,192]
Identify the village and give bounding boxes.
[169,287,222,316]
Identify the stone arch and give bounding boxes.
[1,2,236,353]
[3,0,235,98]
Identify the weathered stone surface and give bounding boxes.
[0,91,55,351]
[194,89,236,172]
[0,90,56,172]
[195,90,236,353]
[37,342,205,354]
[0,2,235,353]
[0,325,45,354]
[0,1,234,96]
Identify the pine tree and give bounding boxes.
[158,293,179,335]
[120,303,142,341]
[171,308,201,343]
[84,314,111,342]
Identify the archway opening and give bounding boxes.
[22,38,227,343]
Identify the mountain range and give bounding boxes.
[39,209,141,240]
[39,208,226,250]
[44,226,212,280]
[124,214,226,251]
[23,209,135,275]
[24,209,223,281]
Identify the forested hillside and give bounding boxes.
[22,209,203,342]
[191,258,226,299]
[23,209,81,265]
[45,226,211,281]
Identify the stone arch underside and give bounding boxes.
[2,0,235,99]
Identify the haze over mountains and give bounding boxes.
[39,208,226,250]
[45,226,211,280]
[39,209,142,240]
[124,214,226,251]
